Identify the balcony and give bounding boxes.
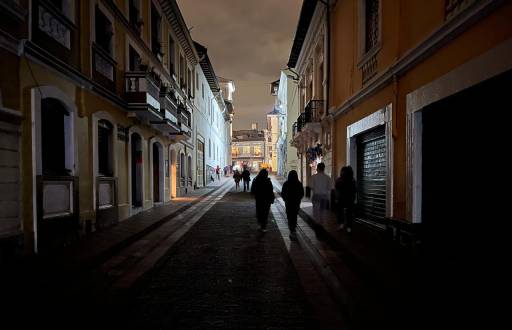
[169,103,192,141]
[150,86,180,134]
[304,99,325,122]
[92,43,116,92]
[124,71,162,122]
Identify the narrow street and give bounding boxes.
[106,179,346,329]
[3,179,347,329]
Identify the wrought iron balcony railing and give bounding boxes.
[304,99,325,122]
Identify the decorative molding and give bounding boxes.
[334,0,504,119]
[24,41,92,89]
[38,5,71,49]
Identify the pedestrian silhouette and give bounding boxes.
[281,170,304,241]
[310,163,333,224]
[233,170,241,190]
[250,169,275,232]
[216,165,221,181]
[334,166,357,232]
[242,167,251,192]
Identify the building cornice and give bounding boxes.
[159,0,199,66]
[333,0,505,119]
[295,3,327,72]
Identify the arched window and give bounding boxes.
[41,98,70,176]
[98,119,113,176]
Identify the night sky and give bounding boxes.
[177,0,302,131]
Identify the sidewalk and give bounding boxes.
[3,177,231,277]
[272,174,416,274]
[271,175,419,327]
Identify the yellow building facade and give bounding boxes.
[0,0,209,255]
[328,0,512,239]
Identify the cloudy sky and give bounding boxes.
[177,0,302,130]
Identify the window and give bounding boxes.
[179,55,185,87]
[41,98,70,176]
[243,146,250,154]
[202,83,205,99]
[98,120,113,176]
[129,0,141,30]
[95,6,113,55]
[231,147,239,157]
[129,45,142,71]
[151,3,163,61]
[254,146,262,157]
[168,35,176,74]
[196,72,199,91]
[187,68,192,97]
[365,0,379,52]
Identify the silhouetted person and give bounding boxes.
[281,170,304,240]
[251,169,275,232]
[335,166,356,232]
[216,165,221,181]
[233,170,241,190]
[242,167,251,192]
[310,162,333,224]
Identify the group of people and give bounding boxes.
[246,162,357,240]
[310,163,357,232]
[232,167,251,191]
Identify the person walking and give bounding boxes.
[216,165,221,181]
[251,169,275,232]
[233,170,242,191]
[281,170,304,240]
[242,167,251,192]
[335,166,357,232]
[310,163,333,224]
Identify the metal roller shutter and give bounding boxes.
[356,125,386,225]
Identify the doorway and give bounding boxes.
[131,133,143,208]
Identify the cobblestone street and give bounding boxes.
[124,189,312,329]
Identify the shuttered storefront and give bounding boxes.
[356,125,386,225]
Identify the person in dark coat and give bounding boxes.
[242,167,251,192]
[334,166,357,232]
[281,170,304,240]
[251,169,275,232]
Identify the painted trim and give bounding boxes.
[406,37,512,223]
[149,137,165,204]
[128,127,145,215]
[91,112,118,211]
[334,0,505,119]
[30,86,78,253]
[346,104,393,217]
